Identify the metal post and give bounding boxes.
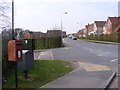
[12,0,14,40]
[32,39,34,52]
[24,70,29,79]
[15,62,18,88]
[61,19,63,39]
[12,0,18,88]
[61,19,62,31]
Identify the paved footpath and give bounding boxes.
[37,60,114,88]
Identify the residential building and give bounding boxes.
[32,32,46,39]
[46,30,61,37]
[77,29,86,37]
[88,23,94,35]
[93,21,106,35]
[104,17,119,34]
[85,23,91,36]
[24,31,33,39]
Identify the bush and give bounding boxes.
[79,32,119,43]
[2,36,15,82]
[23,36,62,50]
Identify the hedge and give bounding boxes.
[23,36,62,50]
[78,32,120,43]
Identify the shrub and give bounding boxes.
[79,32,119,43]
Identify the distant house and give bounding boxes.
[104,17,119,34]
[88,23,94,35]
[93,21,106,35]
[24,30,47,39]
[114,17,120,32]
[85,23,92,36]
[32,32,46,39]
[77,29,86,37]
[47,30,61,37]
[24,31,33,39]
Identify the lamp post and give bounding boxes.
[61,12,68,38]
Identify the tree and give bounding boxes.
[0,0,11,33]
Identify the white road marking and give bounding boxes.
[116,74,120,76]
[41,52,44,54]
[88,48,93,51]
[111,59,118,62]
[38,53,41,59]
[50,50,54,60]
[38,52,44,59]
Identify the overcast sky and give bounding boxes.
[8,0,119,34]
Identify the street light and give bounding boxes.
[61,12,68,38]
[61,12,68,31]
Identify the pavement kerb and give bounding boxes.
[103,72,116,90]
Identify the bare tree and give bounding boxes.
[0,0,11,33]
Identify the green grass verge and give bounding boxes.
[80,39,119,45]
[3,60,73,89]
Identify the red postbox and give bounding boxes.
[8,40,23,62]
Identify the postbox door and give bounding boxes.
[8,40,23,62]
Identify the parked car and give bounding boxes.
[68,35,73,39]
[72,36,77,40]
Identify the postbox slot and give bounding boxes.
[16,43,22,45]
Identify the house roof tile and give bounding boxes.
[94,21,106,27]
[108,17,119,25]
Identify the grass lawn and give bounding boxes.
[81,39,119,45]
[3,60,73,89]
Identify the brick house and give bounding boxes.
[85,23,92,36]
[77,29,86,37]
[32,32,46,39]
[114,17,120,32]
[88,23,94,35]
[24,31,47,39]
[24,31,33,39]
[93,21,106,35]
[46,30,61,37]
[104,17,119,34]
